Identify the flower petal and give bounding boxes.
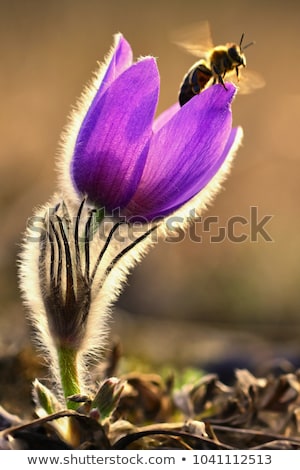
[71,58,160,210]
[127,83,236,220]
[153,102,180,133]
[99,34,133,98]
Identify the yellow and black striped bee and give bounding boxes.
[173,22,265,106]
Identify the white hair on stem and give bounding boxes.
[18,194,158,397]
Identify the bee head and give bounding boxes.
[228,44,245,67]
[228,33,254,67]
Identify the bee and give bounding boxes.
[173,21,265,106]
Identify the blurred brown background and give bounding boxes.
[1,0,300,398]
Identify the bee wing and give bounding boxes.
[226,69,266,94]
[170,20,214,58]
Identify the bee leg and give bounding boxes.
[218,75,227,90]
[212,64,227,90]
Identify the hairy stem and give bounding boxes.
[57,346,81,410]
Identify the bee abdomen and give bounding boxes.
[179,61,212,106]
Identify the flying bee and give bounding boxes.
[173,21,265,106]
[178,33,252,106]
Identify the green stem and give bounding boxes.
[57,346,81,410]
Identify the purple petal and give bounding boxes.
[153,102,180,133]
[71,58,160,210]
[99,34,133,98]
[127,84,236,220]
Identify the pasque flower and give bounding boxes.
[19,34,243,414]
[62,34,242,222]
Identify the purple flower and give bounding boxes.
[70,34,241,222]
